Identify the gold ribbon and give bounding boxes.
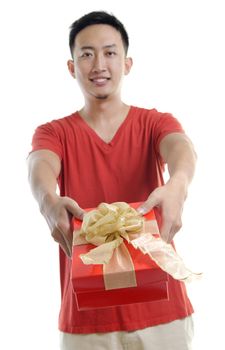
[73,202,202,288]
[74,202,143,263]
[131,222,202,283]
[73,202,142,289]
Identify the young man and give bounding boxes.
[28,11,196,350]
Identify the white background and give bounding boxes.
[0,0,224,349]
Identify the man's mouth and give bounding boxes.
[90,77,110,83]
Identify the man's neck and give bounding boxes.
[79,98,128,124]
[78,98,131,143]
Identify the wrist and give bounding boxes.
[39,192,59,215]
[166,173,189,200]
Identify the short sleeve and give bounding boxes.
[153,112,185,155]
[31,122,63,160]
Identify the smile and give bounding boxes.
[90,77,110,83]
[89,77,110,87]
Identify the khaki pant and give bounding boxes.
[59,316,194,350]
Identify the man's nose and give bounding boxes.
[92,54,106,72]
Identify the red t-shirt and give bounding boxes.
[31,106,194,333]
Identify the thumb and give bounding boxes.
[136,195,159,215]
[64,198,85,220]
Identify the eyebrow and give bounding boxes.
[80,44,117,51]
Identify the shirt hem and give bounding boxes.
[58,310,194,334]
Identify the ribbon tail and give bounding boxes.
[131,233,202,282]
[80,237,123,265]
[103,243,137,290]
[148,248,202,282]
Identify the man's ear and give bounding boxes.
[124,57,133,76]
[67,59,76,79]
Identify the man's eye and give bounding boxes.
[106,51,116,56]
[81,52,92,57]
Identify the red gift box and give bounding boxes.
[71,203,168,310]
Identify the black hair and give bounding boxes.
[69,11,129,57]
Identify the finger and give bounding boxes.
[60,240,71,258]
[167,221,182,242]
[55,213,74,256]
[159,220,172,242]
[52,228,71,257]
[57,224,73,257]
[136,195,159,215]
[61,231,72,257]
[64,198,85,220]
[167,230,175,243]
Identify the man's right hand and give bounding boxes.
[28,150,85,258]
[41,193,85,258]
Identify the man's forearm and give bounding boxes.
[167,138,196,186]
[28,155,60,213]
[28,151,84,257]
[161,134,197,197]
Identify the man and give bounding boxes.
[28,11,196,350]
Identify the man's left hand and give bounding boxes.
[137,178,187,242]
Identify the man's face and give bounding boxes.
[68,24,132,101]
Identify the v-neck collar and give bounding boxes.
[74,106,134,149]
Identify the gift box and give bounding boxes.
[71,202,169,310]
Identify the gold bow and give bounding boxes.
[74,202,143,264]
